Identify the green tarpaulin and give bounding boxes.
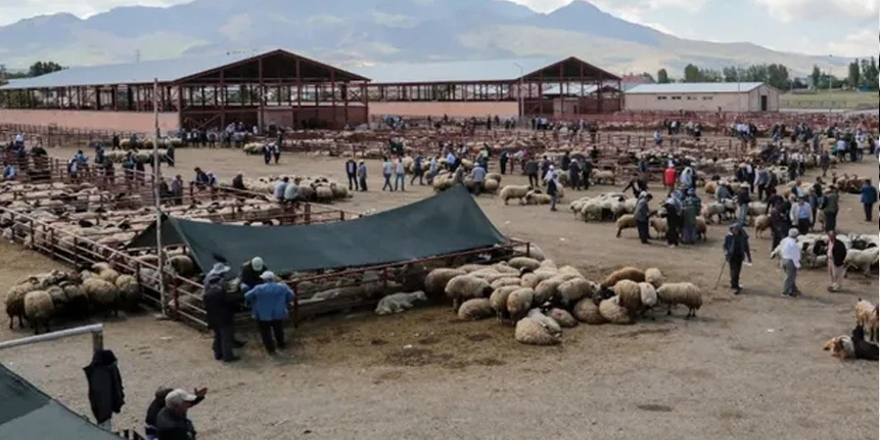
[131,184,506,275]
[0,362,122,440]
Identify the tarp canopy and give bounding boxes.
[0,362,122,440]
[131,184,506,275]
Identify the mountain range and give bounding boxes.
[0,0,853,77]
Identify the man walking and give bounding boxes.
[381,157,393,191]
[779,228,802,297]
[820,185,839,231]
[357,160,368,191]
[860,179,878,222]
[525,158,539,188]
[826,230,847,292]
[203,263,241,363]
[394,158,406,191]
[723,223,752,294]
[244,272,295,356]
[345,158,358,191]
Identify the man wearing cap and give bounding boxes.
[244,271,295,355]
[203,263,242,363]
[723,223,752,294]
[146,387,206,440]
[631,192,654,244]
[779,228,802,297]
[155,389,204,440]
[240,257,268,293]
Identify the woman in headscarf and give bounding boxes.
[664,190,683,247]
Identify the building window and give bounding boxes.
[702,96,713,101]
[686,96,696,100]
[671,96,682,100]
[656,96,667,100]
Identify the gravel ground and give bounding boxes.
[1,146,876,440]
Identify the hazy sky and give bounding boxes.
[0,0,875,57]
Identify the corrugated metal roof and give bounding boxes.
[0,52,258,90]
[626,82,765,94]
[349,57,562,83]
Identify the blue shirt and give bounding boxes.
[244,282,295,321]
[3,165,15,179]
[471,166,486,183]
[861,185,878,204]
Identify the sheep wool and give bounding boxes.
[656,282,702,318]
[375,291,428,315]
[96,268,121,284]
[424,268,466,296]
[5,279,41,329]
[491,277,523,289]
[499,185,532,205]
[489,285,522,316]
[491,263,521,275]
[526,245,547,261]
[557,278,598,307]
[527,308,563,334]
[573,297,606,325]
[599,296,633,325]
[520,269,557,289]
[444,275,492,311]
[534,276,567,305]
[457,264,491,273]
[638,282,658,308]
[601,267,646,289]
[46,286,68,309]
[167,255,196,276]
[615,214,637,238]
[547,308,578,328]
[507,257,542,272]
[613,280,642,315]
[23,290,54,333]
[83,278,121,307]
[644,268,664,288]
[458,298,495,321]
[515,316,562,345]
[506,287,535,321]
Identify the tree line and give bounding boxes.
[653,58,879,92]
[0,61,66,84]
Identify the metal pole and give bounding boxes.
[827,55,833,115]
[514,63,524,122]
[0,324,104,352]
[153,78,166,317]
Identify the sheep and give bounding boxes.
[59,281,90,320]
[489,285,522,321]
[855,299,878,342]
[644,268,663,288]
[96,268,121,284]
[753,214,771,238]
[515,316,562,346]
[457,264,490,273]
[375,291,428,315]
[484,179,501,194]
[314,186,334,203]
[598,296,633,325]
[115,274,141,312]
[638,282,658,318]
[823,335,855,359]
[499,185,532,205]
[573,297,606,324]
[593,170,615,185]
[83,278,121,317]
[649,218,668,238]
[525,244,547,261]
[613,280,643,316]
[491,277,522,289]
[5,278,41,329]
[546,308,578,328]
[615,214,637,238]
[167,255,195,276]
[522,190,552,205]
[557,265,583,278]
[656,282,702,318]
[534,276,567,305]
[843,248,879,276]
[491,263,521,275]
[539,259,556,270]
[521,269,558,289]
[458,298,495,321]
[424,268,466,296]
[527,308,563,334]
[701,201,734,224]
[46,285,68,311]
[506,287,535,321]
[557,278,598,307]
[23,290,54,334]
[601,267,645,289]
[507,257,541,272]
[444,275,492,311]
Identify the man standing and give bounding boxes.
[381,157,393,191]
[244,272,295,356]
[203,263,241,363]
[525,157,539,188]
[394,157,406,191]
[723,223,752,294]
[146,387,205,440]
[155,389,202,440]
[568,158,581,190]
[239,257,268,293]
[345,158,358,191]
[789,197,813,235]
[545,167,559,212]
[470,162,486,195]
[84,349,125,431]
[581,158,592,191]
[736,183,751,226]
[769,205,788,251]
[410,155,424,186]
[779,228,802,297]
[820,185,839,231]
[860,179,878,222]
[630,192,653,244]
[681,189,701,244]
[499,150,509,175]
[754,165,770,201]
[357,160,368,191]
[826,230,847,292]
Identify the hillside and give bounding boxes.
[0,0,852,76]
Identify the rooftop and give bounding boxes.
[626,82,765,94]
[0,49,368,90]
[350,56,620,84]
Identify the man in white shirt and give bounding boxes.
[779,228,802,297]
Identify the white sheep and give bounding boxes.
[444,275,492,311]
[5,278,41,329]
[573,297,606,325]
[534,276,567,305]
[507,257,541,272]
[601,267,645,289]
[424,268,466,296]
[83,278,121,316]
[656,282,702,318]
[546,308,578,328]
[844,248,879,276]
[557,278,598,307]
[854,298,878,342]
[115,274,141,311]
[598,296,633,325]
[458,298,495,321]
[515,316,562,346]
[489,285,522,321]
[23,290,54,334]
[527,308,563,334]
[613,279,643,316]
[491,277,523,289]
[615,214,637,238]
[506,287,535,321]
[375,291,428,315]
[526,244,547,261]
[520,269,557,289]
[644,267,664,288]
[499,185,532,205]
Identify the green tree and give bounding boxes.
[811,65,821,89]
[656,68,669,83]
[847,60,861,89]
[27,61,65,77]
[683,64,701,82]
[765,64,790,90]
[859,57,879,90]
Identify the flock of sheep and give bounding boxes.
[770,232,879,274]
[239,175,353,203]
[374,248,703,346]
[824,298,879,360]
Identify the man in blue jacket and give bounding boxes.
[244,271,295,356]
[860,179,878,222]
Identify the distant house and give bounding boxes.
[624,82,780,112]
[620,74,654,91]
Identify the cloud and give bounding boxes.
[749,0,879,22]
[824,29,878,57]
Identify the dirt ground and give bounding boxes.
[1,146,877,440]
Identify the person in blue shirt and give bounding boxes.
[244,271,295,356]
[2,163,15,180]
[860,179,878,222]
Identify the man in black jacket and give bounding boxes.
[156,389,202,440]
[203,263,241,363]
[84,349,125,431]
[239,256,267,292]
[827,230,847,292]
[146,387,206,440]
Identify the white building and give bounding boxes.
[624,82,780,112]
